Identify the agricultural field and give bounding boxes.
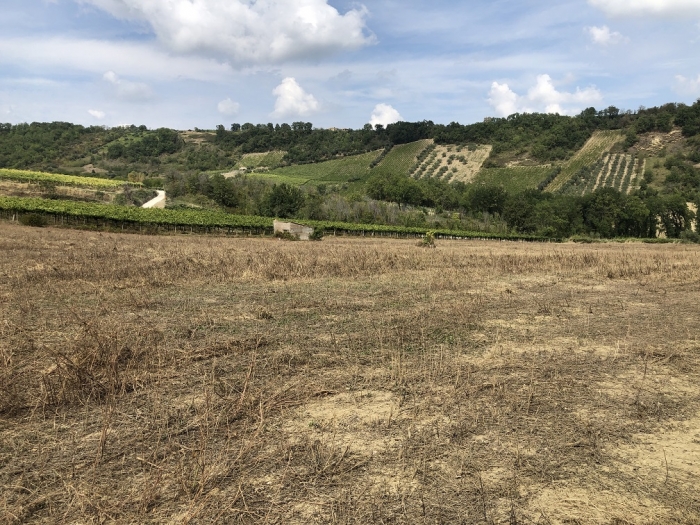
[411,142,492,183]
[372,139,432,178]
[546,131,625,192]
[560,154,644,196]
[0,168,139,189]
[0,196,550,241]
[239,151,287,170]
[254,150,380,187]
[1,224,699,523]
[473,166,553,193]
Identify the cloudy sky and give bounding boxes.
[1,0,700,130]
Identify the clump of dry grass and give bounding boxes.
[1,222,699,523]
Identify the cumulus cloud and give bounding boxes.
[217,98,240,116]
[77,0,374,65]
[103,71,153,101]
[488,74,602,117]
[586,25,628,46]
[271,77,319,118]
[675,74,700,95]
[88,109,106,119]
[369,103,402,127]
[588,0,700,17]
[488,83,521,118]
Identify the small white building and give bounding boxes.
[273,220,314,240]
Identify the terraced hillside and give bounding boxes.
[410,142,492,183]
[545,130,625,192]
[560,154,644,196]
[372,140,432,178]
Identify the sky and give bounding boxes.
[1,0,700,130]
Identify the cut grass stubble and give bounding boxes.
[1,224,699,523]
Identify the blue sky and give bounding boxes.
[1,0,700,130]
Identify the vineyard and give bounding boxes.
[371,140,432,178]
[409,142,492,183]
[0,195,560,241]
[239,151,286,170]
[0,169,141,189]
[559,154,644,196]
[545,131,624,192]
[474,166,554,193]
[256,151,380,186]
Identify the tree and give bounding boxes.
[207,174,238,208]
[264,183,305,218]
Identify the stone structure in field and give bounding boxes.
[273,220,314,240]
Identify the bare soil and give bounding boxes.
[633,128,686,157]
[1,224,699,523]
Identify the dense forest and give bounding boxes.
[1,100,699,240]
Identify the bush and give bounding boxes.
[19,213,48,227]
[275,231,299,241]
[418,231,436,248]
[680,230,700,243]
[309,228,325,241]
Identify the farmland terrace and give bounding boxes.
[1,223,699,523]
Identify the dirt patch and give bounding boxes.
[616,414,700,487]
[634,128,685,156]
[284,390,401,457]
[82,164,107,174]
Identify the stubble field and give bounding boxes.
[1,223,699,524]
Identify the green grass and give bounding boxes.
[473,166,553,193]
[644,156,670,190]
[242,173,315,186]
[546,131,624,192]
[0,168,139,189]
[373,140,432,177]
[255,151,380,186]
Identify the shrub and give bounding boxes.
[275,231,299,241]
[680,230,700,244]
[19,213,48,227]
[419,231,436,248]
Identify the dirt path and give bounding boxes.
[142,190,166,209]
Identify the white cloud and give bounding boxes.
[77,0,374,65]
[588,0,700,17]
[586,25,628,46]
[369,103,402,127]
[217,98,240,116]
[88,109,106,119]
[488,74,602,117]
[488,83,521,118]
[0,37,233,83]
[271,77,319,118]
[675,74,700,95]
[103,71,153,101]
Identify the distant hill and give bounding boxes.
[1,100,698,242]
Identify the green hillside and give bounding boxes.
[474,166,554,193]
[373,140,432,178]
[250,151,380,186]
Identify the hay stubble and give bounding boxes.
[1,223,699,523]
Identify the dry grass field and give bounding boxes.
[1,223,700,524]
